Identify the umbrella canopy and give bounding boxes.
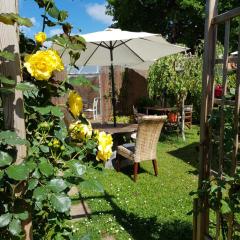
[59,28,186,66]
[55,28,187,126]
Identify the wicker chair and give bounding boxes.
[184,105,193,129]
[116,115,167,181]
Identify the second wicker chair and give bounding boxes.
[116,115,167,182]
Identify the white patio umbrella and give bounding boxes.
[56,28,187,126]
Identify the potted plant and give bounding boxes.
[168,110,178,123]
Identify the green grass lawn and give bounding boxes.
[71,125,200,240]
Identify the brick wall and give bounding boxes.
[66,66,149,122]
[100,66,148,121]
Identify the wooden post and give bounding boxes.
[181,96,186,141]
[0,1,31,239]
[0,0,27,163]
[197,0,218,239]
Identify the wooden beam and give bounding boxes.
[219,20,230,176]
[197,0,218,239]
[232,33,240,176]
[0,0,26,163]
[212,7,240,25]
[0,1,31,239]
[216,20,230,240]
[214,98,235,106]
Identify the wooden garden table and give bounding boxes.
[92,123,138,149]
[92,123,138,135]
[144,106,176,115]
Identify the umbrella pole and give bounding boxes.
[110,42,117,127]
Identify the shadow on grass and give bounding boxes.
[167,142,199,171]
[83,192,192,240]
[111,158,156,182]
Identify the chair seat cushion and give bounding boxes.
[117,143,135,161]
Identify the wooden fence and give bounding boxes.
[194,1,240,239]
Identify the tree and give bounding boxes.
[148,53,202,140]
[106,0,239,50]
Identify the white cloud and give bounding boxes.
[30,17,36,26]
[48,28,63,37]
[86,3,113,25]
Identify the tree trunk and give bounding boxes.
[0,0,26,163]
[0,1,31,239]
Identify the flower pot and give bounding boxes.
[168,112,178,123]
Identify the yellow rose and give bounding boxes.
[35,32,47,44]
[24,49,64,80]
[96,131,113,161]
[96,144,113,161]
[68,91,83,118]
[69,121,92,141]
[47,49,65,72]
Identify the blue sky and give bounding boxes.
[19,0,113,38]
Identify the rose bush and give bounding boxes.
[0,1,112,239]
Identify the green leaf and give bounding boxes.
[50,194,71,213]
[58,10,68,22]
[39,158,54,177]
[54,130,67,142]
[0,87,14,94]
[28,179,38,190]
[0,170,4,180]
[0,130,28,145]
[26,160,37,172]
[39,145,49,153]
[33,106,51,115]
[0,213,12,228]
[72,163,86,176]
[68,43,84,51]
[0,50,15,61]
[0,13,33,27]
[0,13,16,25]
[49,35,68,47]
[15,16,33,27]
[221,200,231,214]
[51,106,63,117]
[14,211,28,221]
[32,169,40,179]
[33,186,48,201]
[0,151,13,167]
[230,88,235,95]
[66,161,86,177]
[0,75,15,85]
[210,184,218,193]
[9,219,22,236]
[48,178,68,193]
[79,179,104,193]
[35,201,43,210]
[29,146,39,156]
[6,164,29,181]
[45,19,57,27]
[15,82,37,91]
[47,4,60,19]
[68,76,98,91]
